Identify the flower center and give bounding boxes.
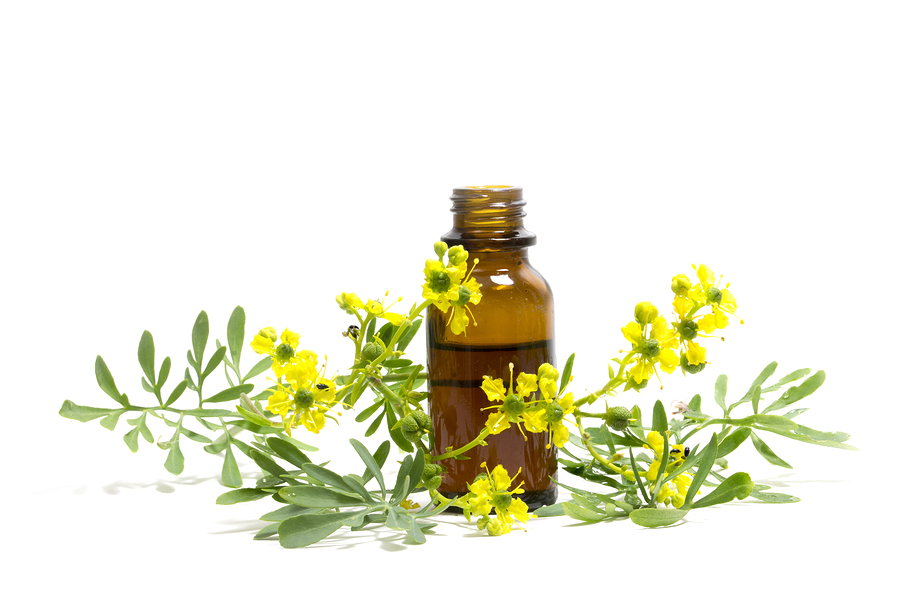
[502,394,526,417]
[706,286,723,304]
[429,270,452,293]
[491,491,513,510]
[453,284,472,306]
[640,338,660,358]
[295,388,315,409]
[678,320,699,340]
[275,343,295,362]
[545,401,565,423]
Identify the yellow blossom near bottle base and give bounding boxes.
[465,462,531,536]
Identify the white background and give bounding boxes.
[2,1,897,598]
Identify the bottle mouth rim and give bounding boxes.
[452,185,523,197]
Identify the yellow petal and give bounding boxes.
[516,372,538,396]
[621,321,643,345]
[481,377,507,402]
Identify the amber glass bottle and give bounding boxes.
[427,186,557,509]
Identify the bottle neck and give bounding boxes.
[440,186,537,251]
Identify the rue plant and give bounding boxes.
[61,244,854,546]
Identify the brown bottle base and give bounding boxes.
[437,487,558,513]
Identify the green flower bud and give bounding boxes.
[545,401,565,424]
[453,284,472,306]
[678,319,699,340]
[486,519,505,536]
[434,241,448,259]
[448,246,468,266]
[671,274,692,295]
[411,409,432,431]
[680,353,706,374]
[400,414,422,442]
[706,286,723,305]
[634,301,659,326]
[605,406,633,431]
[424,475,443,491]
[258,326,278,342]
[361,342,382,362]
[275,343,295,362]
[423,464,441,479]
[407,390,425,401]
[537,363,559,382]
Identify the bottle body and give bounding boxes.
[426,186,557,509]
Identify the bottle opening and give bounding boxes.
[443,186,535,249]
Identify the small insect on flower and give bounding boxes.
[342,325,360,339]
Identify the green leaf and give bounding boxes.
[742,361,778,401]
[181,408,233,417]
[266,437,312,469]
[204,384,254,404]
[100,412,122,430]
[260,504,317,522]
[683,432,718,509]
[630,508,689,528]
[278,511,363,548]
[364,319,377,343]
[123,427,140,452]
[396,318,422,353]
[763,370,826,414]
[350,439,386,494]
[95,356,127,407]
[751,385,761,414]
[275,434,319,453]
[222,446,242,488]
[164,380,188,407]
[750,431,792,468]
[202,346,227,378]
[216,488,272,505]
[384,402,414,453]
[58,400,117,423]
[138,330,156,385]
[762,368,811,394]
[164,443,185,475]
[236,405,274,428]
[341,476,375,503]
[651,400,667,434]
[301,464,353,492]
[714,374,728,412]
[691,472,754,509]
[408,449,425,491]
[559,353,575,395]
[192,310,209,367]
[243,356,273,382]
[562,502,607,522]
[717,427,752,458]
[749,488,801,503]
[158,356,171,390]
[227,306,245,371]
[355,399,385,423]
[383,358,413,368]
[534,503,566,517]
[254,523,280,540]
[249,449,288,478]
[279,486,369,508]
[688,394,701,411]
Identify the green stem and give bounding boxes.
[573,413,637,482]
[430,427,490,461]
[574,351,636,408]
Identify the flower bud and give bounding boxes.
[423,464,441,479]
[361,342,382,362]
[680,353,706,374]
[434,241,448,259]
[400,414,422,442]
[424,475,443,490]
[671,274,692,296]
[486,519,506,536]
[605,406,633,431]
[411,409,432,431]
[448,246,468,266]
[336,292,363,314]
[634,301,659,326]
[258,327,278,342]
[706,286,723,304]
[537,363,559,382]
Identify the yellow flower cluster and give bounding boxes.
[643,431,696,508]
[250,327,338,434]
[335,291,406,326]
[465,462,531,536]
[481,363,574,448]
[621,264,740,388]
[422,242,483,336]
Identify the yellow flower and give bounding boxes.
[335,292,364,314]
[262,348,339,435]
[465,463,531,536]
[481,365,539,435]
[621,316,679,385]
[643,431,695,508]
[688,264,740,333]
[422,258,463,312]
[423,243,482,336]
